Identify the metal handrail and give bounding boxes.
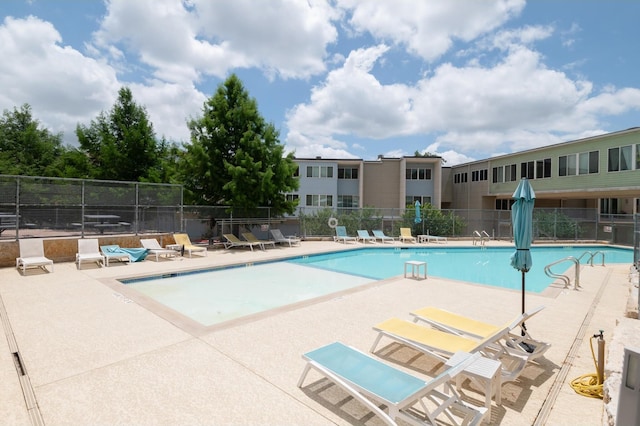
[576,250,606,266]
[544,256,580,289]
[473,230,490,246]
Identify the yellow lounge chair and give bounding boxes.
[241,232,276,250]
[173,233,208,257]
[371,317,527,383]
[411,305,550,361]
[223,233,262,251]
[399,227,416,243]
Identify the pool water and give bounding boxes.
[290,246,632,293]
[123,245,632,326]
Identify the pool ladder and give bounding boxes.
[473,230,490,246]
[544,251,605,290]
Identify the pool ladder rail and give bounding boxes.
[544,251,605,290]
[473,230,490,246]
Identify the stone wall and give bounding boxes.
[0,234,175,268]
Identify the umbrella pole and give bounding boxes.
[521,270,526,336]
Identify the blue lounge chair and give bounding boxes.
[372,229,395,243]
[334,226,357,244]
[298,342,487,425]
[356,230,376,244]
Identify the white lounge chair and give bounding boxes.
[372,229,394,243]
[140,238,179,261]
[76,239,105,269]
[269,229,300,246]
[16,239,54,273]
[371,317,527,383]
[334,226,357,244]
[356,230,376,244]
[299,342,487,426]
[410,305,550,361]
[100,245,131,266]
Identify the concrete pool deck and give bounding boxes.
[0,240,638,425]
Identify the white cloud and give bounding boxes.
[91,0,339,83]
[337,0,526,61]
[0,16,119,142]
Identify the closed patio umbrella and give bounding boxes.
[414,200,422,224]
[510,178,536,324]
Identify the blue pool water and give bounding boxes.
[123,245,632,326]
[289,246,633,293]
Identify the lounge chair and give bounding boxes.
[372,229,394,243]
[371,317,527,383]
[76,238,105,269]
[399,227,417,243]
[223,234,262,251]
[298,342,487,426]
[16,239,54,273]
[421,233,448,244]
[410,305,550,361]
[173,233,208,257]
[242,232,276,250]
[356,230,376,244]
[100,245,131,266]
[269,229,300,246]
[140,238,179,261]
[334,226,357,244]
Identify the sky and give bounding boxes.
[1,0,639,166]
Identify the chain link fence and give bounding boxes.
[1,175,635,246]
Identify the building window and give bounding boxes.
[306,165,333,178]
[521,161,535,179]
[293,166,299,177]
[535,158,552,178]
[559,154,578,176]
[471,169,488,182]
[406,196,431,205]
[285,194,299,203]
[337,195,359,208]
[305,194,333,206]
[338,167,359,179]
[406,168,432,180]
[505,164,516,182]
[495,199,515,210]
[578,151,599,175]
[454,172,467,183]
[608,146,632,172]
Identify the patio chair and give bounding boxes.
[356,230,376,244]
[242,232,276,250]
[372,229,394,243]
[100,245,131,266]
[399,227,417,243]
[334,226,357,244]
[269,229,300,246]
[298,342,487,426]
[173,233,208,257]
[76,238,105,269]
[140,238,180,261]
[371,317,527,383]
[222,234,262,251]
[410,305,550,361]
[16,238,54,273]
[422,233,448,244]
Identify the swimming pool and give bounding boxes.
[122,245,632,327]
[290,245,633,292]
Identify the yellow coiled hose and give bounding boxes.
[569,335,604,399]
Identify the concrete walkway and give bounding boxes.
[0,240,637,425]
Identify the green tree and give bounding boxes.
[76,87,161,182]
[183,74,298,214]
[0,104,64,176]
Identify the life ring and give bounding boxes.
[328,217,338,229]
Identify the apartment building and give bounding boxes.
[447,127,640,214]
[292,155,442,212]
[292,127,640,216]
